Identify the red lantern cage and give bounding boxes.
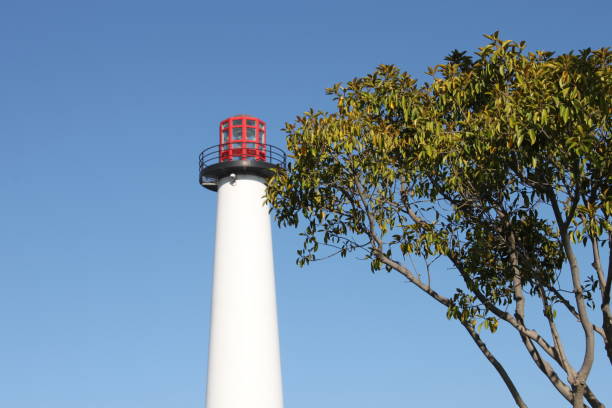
[219,115,266,162]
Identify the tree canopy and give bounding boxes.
[267,33,611,408]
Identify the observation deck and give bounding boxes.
[199,143,286,191]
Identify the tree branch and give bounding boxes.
[357,178,530,407]
[547,285,607,340]
[539,287,575,381]
[448,252,561,363]
[519,334,574,404]
[461,320,529,408]
[547,188,596,407]
[588,231,606,298]
[584,385,606,408]
[602,241,612,365]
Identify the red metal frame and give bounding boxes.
[219,115,266,162]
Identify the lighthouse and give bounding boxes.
[199,115,286,408]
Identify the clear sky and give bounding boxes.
[1,1,610,407]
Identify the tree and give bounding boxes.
[267,33,611,408]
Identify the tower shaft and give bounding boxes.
[205,174,283,408]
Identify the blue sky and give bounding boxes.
[1,1,610,407]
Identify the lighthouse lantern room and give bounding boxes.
[199,115,285,191]
[219,114,267,162]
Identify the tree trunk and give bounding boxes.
[572,383,585,408]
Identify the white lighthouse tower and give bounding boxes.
[199,115,286,408]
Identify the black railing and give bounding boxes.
[199,142,287,171]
